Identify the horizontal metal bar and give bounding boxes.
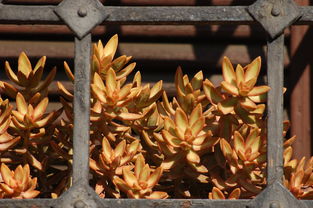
[0,5,313,25]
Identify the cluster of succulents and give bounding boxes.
[0,35,312,199]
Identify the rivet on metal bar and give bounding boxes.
[77,7,87,17]
[248,0,301,38]
[269,202,280,208]
[74,200,87,208]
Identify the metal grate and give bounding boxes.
[0,0,313,207]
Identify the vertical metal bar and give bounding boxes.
[267,34,285,185]
[73,34,91,184]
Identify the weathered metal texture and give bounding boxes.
[248,0,301,38]
[72,34,92,184]
[266,34,285,185]
[57,182,105,208]
[54,0,108,39]
[250,181,308,208]
[0,5,313,25]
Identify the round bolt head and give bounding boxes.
[77,7,87,17]
[270,202,280,208]
[271,6,281,16]
[74,200,87,208]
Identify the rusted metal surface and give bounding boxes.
[290,0,313,159]
[0,0,312,207]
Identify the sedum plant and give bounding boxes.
[0,34,312,200]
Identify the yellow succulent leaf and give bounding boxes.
[246,129,260,153]
[1,82,18,99]
[234,131,245,154]
[113,176,132,194]
[293,170,304,188]
[106,68,117,94]
[0,183,14,194]
[221,81,239,96]
[26,152,43,170]
[5,61,19,85]
[93,72,105,91]
[284,136,296,148]
[248,86,270,96]
[211,187,225,199]
[0,132,14,143]
[64,61,74,82]
[13,165,24,185]
[220,139,233,161]
[135,154,145,178]
[147,167,162,188]
[21,190,40,199]
[150,80,163,99]
[0,116,11,134]
[146,191,168,199]
[191,71,203,90]
[116,62,136,80]
[239,97,257,111]
[123,168,139,187]
[18,52,32,79]
[101,137,113,161]
[234,106,257,126]
[103,34,118,61]
[235,64,245,88]
[35,112,54,128]
[139,164,150,183]
[217,97,237,115]
[162,130,181,147]
[119,84,133,100]
[203,79,223,105]
[1,163,14,186]
[33,97,48,121]
[228,188,241,199]
[91,84,107,103]
[0,136,20,151]
[175,66,186,95]
[57,81,73,101]
[36,66,56,92]
[191,117,205,137]
[161,153,184,170]
[133,71,142,87]
[117,112,143,121]
[186,150,200,164]
[250,104,265,115]
[175,108,188,133]
[114,140,126,158]
[248,93,267,103]
[222,56,236,85]
[189,103,202,127]
[127,139,140,154]
[16,93,28,115]
[244,56,261,82]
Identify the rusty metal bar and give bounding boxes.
[0,5,313,25]
[266,34,285,185]
[72,34,92,184]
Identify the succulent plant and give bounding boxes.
[0,163,39,199]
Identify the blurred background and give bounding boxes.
[0,0,312,159]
